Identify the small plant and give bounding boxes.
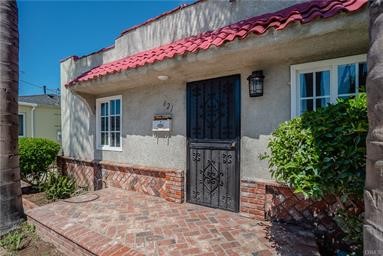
[19,138,61,186]
[42,172,75,200]
[0,223,36,252]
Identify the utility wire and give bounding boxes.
[19,79,60,95]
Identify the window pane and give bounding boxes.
[338,64,356,94]
[316,98,330,109]
[110,132,115,147]
[115,100,120,115]
[116,133,120,147]
[301,99,313,114]
[111,100,116,115]
[101,102,108,116]
[99,98,122,148]
[300,73,313,97]
[116,116,120,132]
[101,132,108,145]
[18,114,24,136]
[359,62,367,91]
[316,71,330,96]
[101,117,106,131]
[111,116,116,131]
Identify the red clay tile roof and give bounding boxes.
[66,0,367,87]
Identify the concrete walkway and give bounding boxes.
[26,188,319,256]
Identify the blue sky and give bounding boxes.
[18,0,193,96]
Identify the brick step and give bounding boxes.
[27,209,142,256]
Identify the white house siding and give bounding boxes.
[61,3,368,181]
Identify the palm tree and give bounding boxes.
[364,0,383,252]
[0,0,24,236]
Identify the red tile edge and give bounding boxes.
[66,0,367,87]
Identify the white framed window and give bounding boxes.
[96,95,122,151]
[18,113,25,137]
[291,54,367,118]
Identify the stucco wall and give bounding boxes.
[61,60,357,180]
[95,82,187,170]
[113,0,306,60]
[61,3,369,181]
[18,104,61,142]
[62,0,305,83]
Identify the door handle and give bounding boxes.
[230,141,236,148]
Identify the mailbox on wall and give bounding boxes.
[152,114,172,132]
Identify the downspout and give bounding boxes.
[31,105,36,137]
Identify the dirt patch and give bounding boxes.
[0,223,64,256]
[9,236,64,256]
[22,192,51,207]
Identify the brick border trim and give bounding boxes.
[57,156,184,203]
[239,179,349,233]
[239,179,268,220]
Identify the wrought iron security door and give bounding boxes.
[186,75,240,212]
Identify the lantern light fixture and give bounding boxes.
[247,70,264,97]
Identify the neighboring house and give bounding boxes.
[19,94,61,142]
[60,0,368,221]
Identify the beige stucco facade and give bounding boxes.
[19,103,61,143]
[61,1,369,181]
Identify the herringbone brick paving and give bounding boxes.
[27,188,318,255]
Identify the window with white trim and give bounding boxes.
[18,113,25,137]
[291,54,367,117]
[96,96,122,150]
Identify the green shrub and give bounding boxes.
[19,138,61,185]
[262,93,367,250]
[0,223,35,252]
[42,172,75,200]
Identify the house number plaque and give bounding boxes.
[152,114,172,132]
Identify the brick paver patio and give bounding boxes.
[26,188,318,256]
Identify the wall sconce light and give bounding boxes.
[247,70,264,97]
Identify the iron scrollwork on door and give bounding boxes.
[222,153,232,164]
[199,160,224,193]
[192,152,201,162]
[187,75,240,212]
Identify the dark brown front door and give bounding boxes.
[186,75,240,212]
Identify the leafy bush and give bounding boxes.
[42,172,75,200]
[19,138,61,185]
[0,223,35,252]
[262,93,367,251]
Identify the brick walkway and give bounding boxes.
[26,188,319,256]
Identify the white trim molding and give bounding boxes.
[19,101,38,107]
[96,95,122,151]
[290,54,367,118]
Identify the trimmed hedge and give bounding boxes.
[262,93,367,251]
[19,138,61,185]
